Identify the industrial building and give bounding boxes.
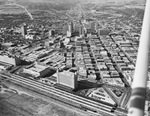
[23,64,50,78]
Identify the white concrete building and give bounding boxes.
[0,55,21,66]
[57,70,78,89]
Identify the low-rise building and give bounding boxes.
[98,29,110,36]
[23,64,50,78]
[113,78,125,87]
[103,78,125,87]
[0,62,13,71]
[88,88,116,105]
[0,55,21,66]
[25,34,34,40]
[78,67,87,77]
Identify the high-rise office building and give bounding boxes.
[62,24,68,35]
[67,22,74,37]
[79,26,84,37]
[21,23,27,37]
[90,21,96,33]
[69,22,74,33]
[90,21,99,34]
[49,29,55,37]
[57,70,78,89]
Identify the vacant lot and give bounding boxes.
[0,82,92,116]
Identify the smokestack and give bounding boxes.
[128,0,150,116]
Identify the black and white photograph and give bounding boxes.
[0,0,149,116]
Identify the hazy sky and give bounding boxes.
[12,0,146,3]
[0,0,146,4]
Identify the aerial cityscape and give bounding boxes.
[0,0,149,116]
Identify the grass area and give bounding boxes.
[0,82,90,116]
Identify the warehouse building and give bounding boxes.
[23,64,50,78]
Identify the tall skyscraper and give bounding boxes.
[21,23,27,37]
[74,23,79,33]
[62,24,68,35]
[90,21,96,33]
[79,26,84,37]
[67,22,74,37]
[68,22,74,33]
[49,29,55,37]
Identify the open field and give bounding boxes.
[0,81,93,116]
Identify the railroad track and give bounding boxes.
[0,73,118,116]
